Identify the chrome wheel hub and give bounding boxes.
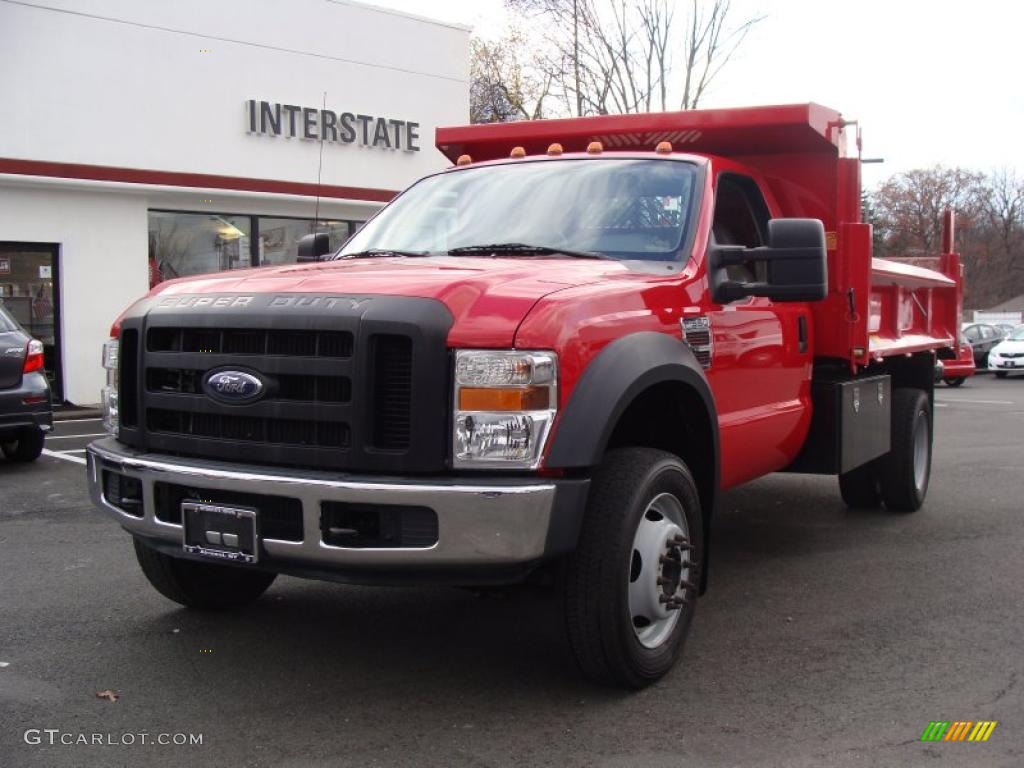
[628,492,694,649]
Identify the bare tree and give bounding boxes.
[470,26,554,122]
[872,166,984,257]
[679,0,762,109]
[505,0,762,117]
[977,167,1024,274]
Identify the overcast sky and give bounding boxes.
[366,0,1022,189]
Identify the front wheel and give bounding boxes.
[994,371,1008,379]
[134,539,276,610]
[562,447,703,688]
[945,377,965,387]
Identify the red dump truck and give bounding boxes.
[87,104,962,687]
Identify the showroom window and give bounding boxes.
[257,217,354,267]
[148,211,360,287]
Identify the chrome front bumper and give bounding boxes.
[85,438,587,574]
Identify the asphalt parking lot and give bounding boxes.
[2,375,1022,768]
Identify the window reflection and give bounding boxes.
[148,212,252,286]
[147,212,360,288]
[258,218,352,267]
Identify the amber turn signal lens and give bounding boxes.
[459,387,550,411]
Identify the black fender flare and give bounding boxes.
[546,332,720,590]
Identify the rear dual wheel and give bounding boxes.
[838,387,931,512]
[563,447,703,688]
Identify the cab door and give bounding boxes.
[703,174,813,488]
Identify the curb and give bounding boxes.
[53,407,103,421]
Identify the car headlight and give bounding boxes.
[452,350,557,469]
[101,338,119,435]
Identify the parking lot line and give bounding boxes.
[41,448,87,465]
[937,403,1015,409]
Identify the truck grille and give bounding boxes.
[115,294,452,473]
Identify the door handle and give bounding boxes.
[798,315,808,353]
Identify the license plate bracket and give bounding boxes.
[182,502,258,564]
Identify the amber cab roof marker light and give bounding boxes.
[586,141,603,154]
[455,154,472,166]
[655,141,673,154]
[510,146,526,158]
[547,143,563,156]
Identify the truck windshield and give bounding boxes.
[338,158,698,262]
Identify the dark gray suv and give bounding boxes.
[0,301,52,462]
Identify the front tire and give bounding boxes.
[945,377,965,387]
[134,539,276,610]
[1,427,45,462]
[878,388,932,512]
[563,447,703,688]
[995,371,1008,379]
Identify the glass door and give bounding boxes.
[0,243,62,400]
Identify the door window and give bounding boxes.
[712,175,770,283]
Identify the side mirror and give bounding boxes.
[709,219,828,303]
[297,232,331,262]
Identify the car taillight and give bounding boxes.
[23,339,44,373]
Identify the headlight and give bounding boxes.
[101,338,119,435]
[453,350,557,469]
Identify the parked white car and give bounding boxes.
[989,326,1024,378]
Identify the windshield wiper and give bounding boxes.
[337,248,431,260]
[445,243,611,260]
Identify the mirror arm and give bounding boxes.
[708,244,755,268]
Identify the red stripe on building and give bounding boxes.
[0,157,398,203]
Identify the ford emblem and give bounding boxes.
[203,370,265,403]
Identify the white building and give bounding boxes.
[0,0,469,405]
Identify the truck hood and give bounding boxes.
[149,256,632,346]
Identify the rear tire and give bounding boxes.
[994,372,1007,379]
[134,539,276,610]
[878,388,931,512]
[1,428,45,462]
[562,447,703,689]
[838,461,883,508]
[945,377,965,387]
